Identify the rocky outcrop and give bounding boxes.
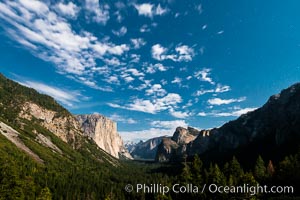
[130,136,165,160]
[76,114,132,159]
[155,127,199,162]
[186,83,300,163]
[0,121,44,163]
[155,83,300,163]
[19,102,82,148]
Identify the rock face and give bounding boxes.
[19,102,82,148]
[156,83,300,163]
[155,127,199,162]
[187,83,300,163]
[130,136,165,160]
[76,114,132,159]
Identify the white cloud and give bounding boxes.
[18,80,85,107]
[155,4,168,15]
[171,77,182,85]
[55,2,80,18]
[0,1,130,91]
[175,45,195,62]
[119,128,171,142]
[215,84,231,93]
[195,4,203,14]
[198,112,207,117]
[151,44,195,62]
[120,120,187,141]
[194,84,231,96]
[145,84,167,97]
[151,120,187,129]
[194,89,214,96]
[208,97,246,105]
[108,93,182,114]
[169,109,190,118]
[217,30,224,35]
[85,0,110,24]
[140,24,151,33]
[145,63,168,74]
[194,68,215,85]
[112,26,127,37]
[19,0,49,14]
[109,114,137,124]
[198,107,257,117]
[134,3,153,17]
[126,68,145,77]
[151,44,167,60]
[131,38,146,49]
[106,75,120,85]
[134,3,168,18]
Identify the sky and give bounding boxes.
[1,0,300,142]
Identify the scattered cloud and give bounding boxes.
[175,45,195,61]
[215,84,231,93]
[55,2,80,19]
[145,63,168,74]
[217,30,224,35]
[145,84,167,97]
[151,120,187,129]
[169,108,190,118]
[171,77,182,85]
[195,4,203,14]
[134,3,168,18]
[194,89,215,96]
[194,84,231,96]
[109,114,137,124]
[119,128,171,142]
[120,120,187,141]
[112,26,127,37]
[194,68,215,85]
[108,93,182,114]
[18,80,85,107]
[85,0,110,24]
[131,38,146,49]
[208,97,246,105]
[198,112,207,117]
[151,44,195,62]
[198,107,257,117]
[140,24,151,32]
[0,0,131,91]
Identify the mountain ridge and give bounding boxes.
[155,82,300,164]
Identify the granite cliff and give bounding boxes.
[155,83,300,164]
[155,127,199,162]
[129,136,165,160]
[76,114,132,159]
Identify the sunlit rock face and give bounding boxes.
[76,114,132,159]
[155,127,200,162]
[19,102,82,148]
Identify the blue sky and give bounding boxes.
[1,0,300,141]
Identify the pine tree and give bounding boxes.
[254,155,266,181]
[180,162,192,184]
[228,157,244,185]
[266,160,275,177]
[207,163,226,185]
[191,154,203,185]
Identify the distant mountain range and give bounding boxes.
[126,136,165,160]
[154,82,300,165]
